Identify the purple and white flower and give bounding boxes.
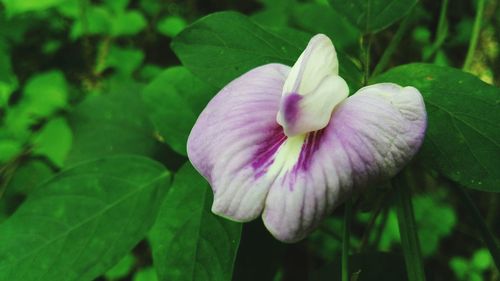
[187,34,427,242]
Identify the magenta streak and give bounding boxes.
[282,93,302,125]
[252,126,287,178]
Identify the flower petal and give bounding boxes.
[262,83,426,242]
[277,34,348,137]
[187,63,291,222]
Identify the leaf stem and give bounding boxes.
[362,34,373,86]
[451,183,500,270]
[463,0,485,71]
[342,198,353,281]
[371,7,415,77]
[393,171,426,281]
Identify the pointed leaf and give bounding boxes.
[0,155,171,281]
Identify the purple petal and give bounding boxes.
[187,63,291,222]
[262,83,426,242]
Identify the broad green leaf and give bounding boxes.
[0,155,171,281]
[374,63,499,192]
[65,84,158,164]
[1,0,67,15]
[291,2,360,50]
[157,16,187,38]
[329,0,418,33]
[6,160,54,195]
[172,11,361,90]
[142,67,215,156]
[149,163,242,281]
[172,11,303,88]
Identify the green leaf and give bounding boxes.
[373,63,500,192]
[111,11,147,37]
[96,45,144,76]
[412,194,456,256]
[330,0,418,34]
[105,253,136,280]
[32,117,73,167]
[23,70,68,117]
[0,139,22,164]
[0,47,17,108]
[142,67,215,156]
[149,163,242,281]
[172,11,303,88]
[291,2,360,50]
[133,267,158,281]
[472,249,492,271]
[65,84,158,164]
[1,0,67,15]
[329,0,418,33]
[6,160,54,195]
[157,16,187,38]
[104,0,130,12]
[172,11,361,90]
[70,6,111,39]
[0,155,171,281]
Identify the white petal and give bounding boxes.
[277,34,348,137]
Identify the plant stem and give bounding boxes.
[463,0,485,71]
[342,198,353,281]
[362,34,373,86]
[452,184,500,270]
[371,8,415,77]
[393,171,426,281]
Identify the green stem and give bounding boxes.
[362,34,373,86]
[342,199,353,281]
[463,0,485,71]
[371,8,415,77]
[424,0,449,61]
[452,184,500,270]
[393,171,426,281]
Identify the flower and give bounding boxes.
[187,34,427,242]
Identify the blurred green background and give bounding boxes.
[0,0,498,281]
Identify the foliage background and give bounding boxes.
[0,0,499,281]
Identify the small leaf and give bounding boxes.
[1,0,67,15]
[157,16,187,38]
[0,155,171,281]
[149,163,242,281]
[32,117,73,167]
[374,63,500,192]
[133,267,158,281]
[111,11,147,37]
[329,0,418,33]
[23,70,68,117]
[0,47,17,108]
[0,139,22,164]
[96,45,144,76]
[142,67,215,155]
[105,253,136,280]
